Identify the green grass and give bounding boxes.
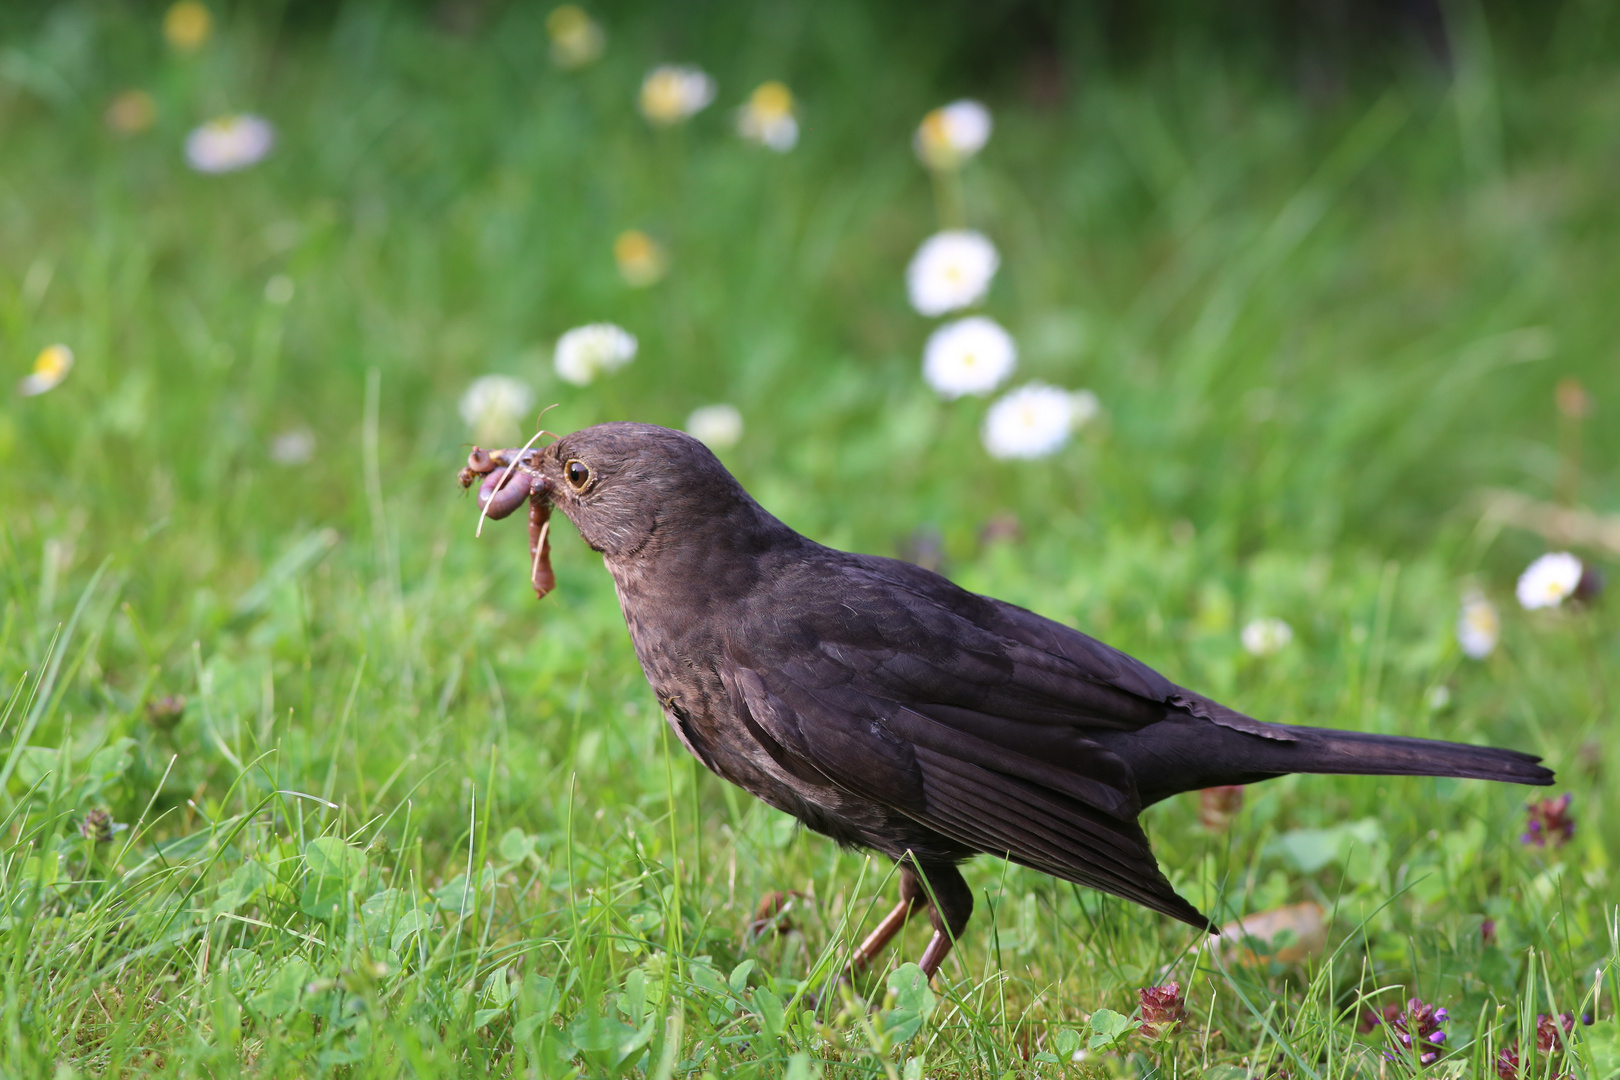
[2,2,1618,1076]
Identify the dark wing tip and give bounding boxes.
[1145,887,1218,934]
[1496,749,1556,786]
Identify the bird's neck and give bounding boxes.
[604,496,796,610]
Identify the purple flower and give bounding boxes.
[1495,1012,1587,1079]
[1137,982,1187,1039]
[1535,1013,1577,1055]
[1481,917,1497,946]
[78,808,114,843]
[1382,998,1449,1067]
[1522,794,1576,848]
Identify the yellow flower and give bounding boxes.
[614,230,668,287]
[105,90,157,136]
[164,1,213,52]
[640,65,715,125]
[18,344,73,397]
[546,5,604,69]
[736,81,798,151]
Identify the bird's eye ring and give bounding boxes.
[565,459,592,491]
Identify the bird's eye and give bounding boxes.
[565,459,592,491]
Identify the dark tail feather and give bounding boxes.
[1118,719,1554,806]
[1271,724,1555,786]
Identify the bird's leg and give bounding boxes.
[911,862,973,981]
[853,900,921,970]
[849,864,927,975]
[917,932,953,979]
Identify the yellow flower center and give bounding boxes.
[164,1,212,51]
[34,345,72,380]
[642,74,685,121]
[615,231,655,265]
[917,108,966,170]
[614,230,667,286]
[547,5,590,41]
[749,82,793,120]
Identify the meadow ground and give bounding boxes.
[1,3,1618,1076]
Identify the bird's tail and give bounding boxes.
[1266,724,1553,785]
[1119,719,1554,806]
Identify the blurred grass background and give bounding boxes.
[1,1,1617,1076]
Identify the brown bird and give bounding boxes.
[462,423,1554,980]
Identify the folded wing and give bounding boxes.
[721,552,1218,929]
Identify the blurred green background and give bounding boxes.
[1,2,1616,1076]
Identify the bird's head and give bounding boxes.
[524,422,759,562]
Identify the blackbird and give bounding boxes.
[465,422,1554,979]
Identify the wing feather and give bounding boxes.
[910,747,1211,928]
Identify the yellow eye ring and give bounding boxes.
[565,459,592,490]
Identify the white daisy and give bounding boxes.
[269,427,316,465]
[922,316,1016,399]
[736,81,798,152]
[17,344,73,397]
[1456,591,1500,658]
[906,231,998,316]
[1241,617,1293,656]
[459,374,534,443]
[639,65,716,125]
[1516,552,1583,610]
[685,404,743,449]
[554,323,637,386]
[185,114,274,173]
[982,382,1089,459]
[915,99,992,170]
[546,5,604,70]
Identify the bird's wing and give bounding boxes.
[719,552,1215,928]
[856,552,1289,741]
[721,663,1208,927]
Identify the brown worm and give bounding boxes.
[529,496,555,598]
[462,444,555,600]
[478,465,531,520]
